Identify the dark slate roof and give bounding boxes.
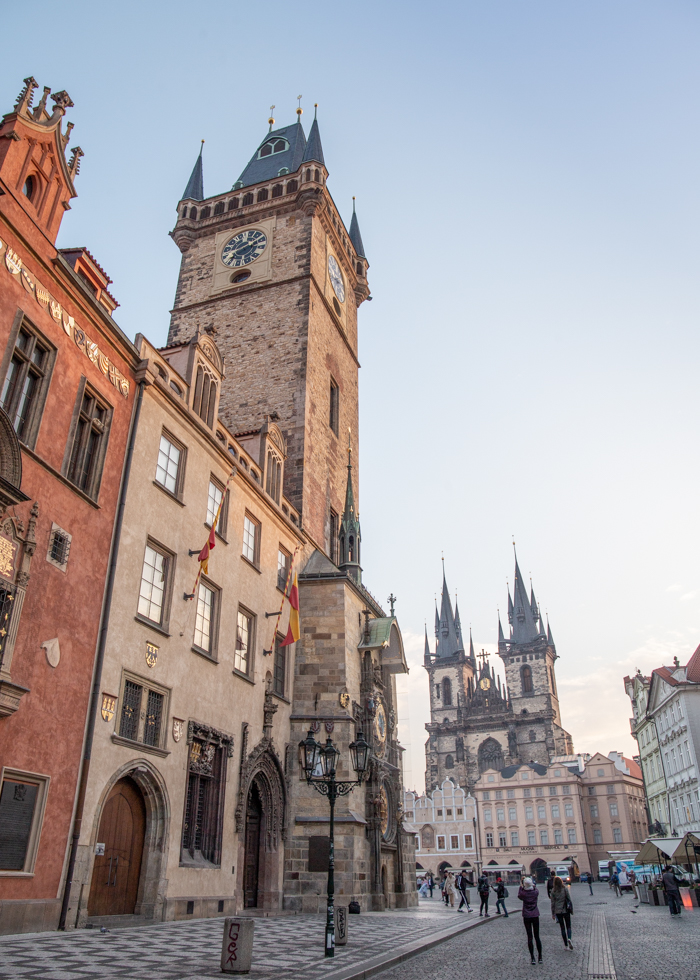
[182,142,204,201]
[435,569,463,658]
[499,762,548,779]
[236,122,307,188]
[349,205,366,258]
[302,118,325,166]
[301,549,341,576]
[510,557,540,644]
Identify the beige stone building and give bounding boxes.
[62,111,416,930]
[580,752,646,872]
[403,780,478,880]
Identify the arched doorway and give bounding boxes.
[530,858,548,883]
[243,780,263,908]
[88,778,145,917]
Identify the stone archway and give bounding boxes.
[85,760,169,923]
[478,737,504,774]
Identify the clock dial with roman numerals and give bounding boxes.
[328,254,345,303]
[221,229,268,268]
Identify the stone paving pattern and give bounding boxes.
[0,884,698,980]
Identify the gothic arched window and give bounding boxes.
[257,188,269,202]
[266,451,282,504]
[272,184,283,198]
[189,207,197,220]
[442,677,452,705]
[286,180,298,193]
[214,201,224,215]
[455,737,465,763]
[445,755,454,770]
[228,198,239,211]
[193,365,217,428]
[200,206,211,219]
[478,737,504,774]
[242,193,254,206]
[521,665,533,694]
[314,169,320,182]
[305,169,311,182]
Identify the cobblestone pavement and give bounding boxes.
[380,883,700,980]
[0,902,493,980]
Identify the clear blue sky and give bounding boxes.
[5,1,700,789]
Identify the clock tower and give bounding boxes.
[168,109,369,554]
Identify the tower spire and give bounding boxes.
[302,106,325,166]
[338,431,361,585]
[424,625,432,665]
[435,563,463,658]
[469,627,476,663]
[349,197,366,259]
[182,140,204,202]
[511,554,539,643]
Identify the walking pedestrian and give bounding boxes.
[428,874,434,899]
[628,868,638,901]
[546,868,556,898]
[444,872,456,907]
[586,871,594,896]
[456,870,473,913]
[478,873,491,916]
[550,875,574,950]
[607,859,616,889]
[493,876,509,916]
[518,876,542,965]
[611,871,621,898]
[662,866,683,917]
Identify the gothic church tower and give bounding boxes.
[168,109,368,554]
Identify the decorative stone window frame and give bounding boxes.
[0,766,50,875]
[62,378,113,502]
[46,522,71,572]
[0,504,38,717]
[0,311,57,452]
[111,668,171,756]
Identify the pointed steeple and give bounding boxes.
[547,618,555,646]
[338,434,361,585]
[511,556,539,644]
[424,626,432,665]
[349,197,366,258]
[302,108,325,166]
[507,587,514,625]
[454,600,462,640]
[435,565,463,658]
[469,627,476,663]
[182,141,204,202]
[434,604,440,637]
[498,614,506,645]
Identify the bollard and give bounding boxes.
[335,905,348,946]
[221,918,255,974]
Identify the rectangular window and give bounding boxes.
[437,808,443,817]
[609,802,618,817]
[554,829,563,845]
[540,830,549,845]
[606,784,615,794]
[137,542,172,627]
[464,834,473,849]
[525,806,534,820]
[277,547,291,592]
[549,786,557,796]
[193,582,216,656]
[496,807,505,821]
[588,786,596,796]
[329,377,339,435]
[509,807,517,821]
[535,787,544,797]
[181,735,229,868]
[511,832,519,846]
[457,807,463,816]
[524,788,531,798]
[483,809,492,823]
[46,523,72,571]
[495,790,503,799]
[273,634,286,697]
[568,829,577,844]
[66,385,111,499]
[551,804,560,819]
[415,835,420,850]
[0,770,50,873]
[450,835,459,849]
[329,510,339,565]
[206,478,228,536]
[485,833,493,847]
[507,789,515,799]
[590,804,598,818]
[155,432,184,496]
[563,785,571,795]
[594,829,603,844]
[527,830,536,845]
[242,513,260,565]
[537,805,546,820]
[446,809,452,816]
[613,827,622,844]
[235,608,254,676]
[437,835,446,850]
[565,803,574,818]
[482,792,490,801]
[0,321,54,449]
[499,832,507,847]
[117,674,168,748]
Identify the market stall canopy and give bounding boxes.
[671,832,700,864]
[636,837,681,865]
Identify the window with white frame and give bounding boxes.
[567,828,577,844]
[609,802,618,817]
[242,513,260,564]
[525,806,533,820]
[193,582,217,656]
[206,479,223,528]
[537,805,546,819]
[499,832,507,847]
[156,432,183,496]
[551,804,560,818]
[565,802,574,818]
[613,827,622,843]
[483,808,492,823]
[485,832,493,847]
[137,542,171,627]
[527,830,536,845]
[464,834,473,849]
[496,807,504,821]
[540,830,549,845]
[0,769,50,873]
[235,608,254,675]
[450,835,459,849]
[554,829,563,844]
[511,832,519,846]
[509,807,517,821]
[277,547,290,592]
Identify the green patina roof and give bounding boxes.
[358,617,396,650]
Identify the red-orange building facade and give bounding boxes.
[0,77,138,933]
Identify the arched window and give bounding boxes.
[455,737,464,763]
[442,677,452,705]
[266,451,282,504]
[348,535,354,562]
[192,365,217,427]
[272,184,283,198]
[305,169,311,182]
[22,175,36,200]
[445,755,454,770]
[478,737,504,774]
[521,664,533,694]
[170,380,183,397]
[228,197,239,210]
[258,138,288,158]
[286,180,298,193]
[242,193,254,206]
[314,168,320,182]
[200,206,211,219]
[189,206,197,219]
[434,682,440,700]
[257,188,269,202]
[529,729,537,742]
[214,201,224,215]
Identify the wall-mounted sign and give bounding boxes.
[101,693,117,722]
[145,642,158,668]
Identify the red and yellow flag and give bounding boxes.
[281,573,300,646]
[198,525,216,576]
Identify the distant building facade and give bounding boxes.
[624,671,668,833]
[579,752,646,871]
[404,780,478,879]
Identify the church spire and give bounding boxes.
[435,564,463,658]
[424,625,432,665]
[338,434,361,585]
[302,108,325,166]
[469,627,476,663]
[547,617,555,646]
[349,197,366,258]
[182,141,204,202]
[511,556,540,643]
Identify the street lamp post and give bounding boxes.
[299,728,371,957]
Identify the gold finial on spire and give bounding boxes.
[314,103,318,118]
[347,427,352,459]
[296,94,303,117]
[268,105,275,131]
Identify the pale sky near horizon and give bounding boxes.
[5,1,700,791]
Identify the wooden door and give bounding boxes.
[88,777,146,917]
[243,782,262,908]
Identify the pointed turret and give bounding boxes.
[469,627,476,664]
[302,110,325,166]
[435,567,463,658]
[338,437,361,585]
[434,604,440,637]
[454,601,462,640]
[547,618,555,646]
[349,197,366,258]
[424,626,432,666]
[498,614,506,645]
[511,557,539,643]
[182,141,204,202]
[530,585,539,621]
[507,588,514,625]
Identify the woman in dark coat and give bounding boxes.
[518,876,542,965]
[550,875,574,949]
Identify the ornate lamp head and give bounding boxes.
[349,730,370,782]
[299,729,322,780]
[322,736,340,778]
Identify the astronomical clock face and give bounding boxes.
[374,702,387,756]
[221,229,268,267]
[379,785,389,837]
[479,677,491,691]
[328,255,345,303]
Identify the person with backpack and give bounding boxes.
[518,876,542,965]
[492,876,509,916]
[550,875,574,949]
[478,873,491,916]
